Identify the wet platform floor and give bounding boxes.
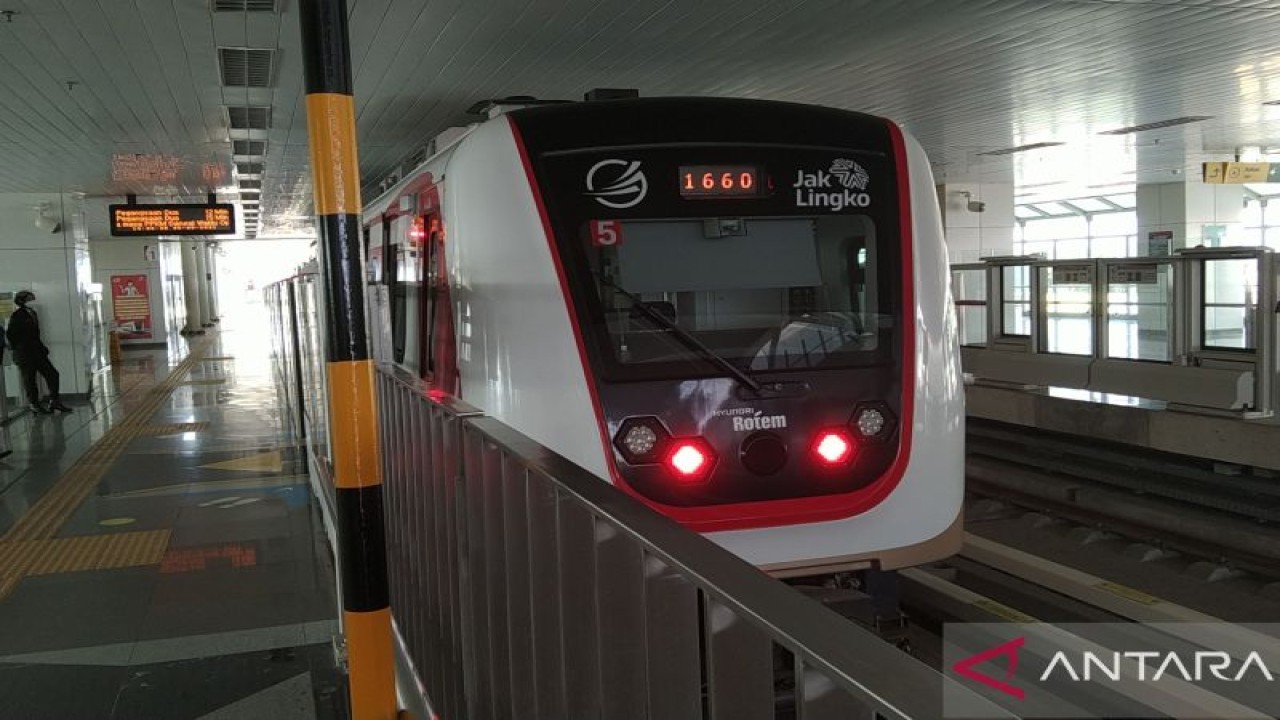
[0,321,345,719]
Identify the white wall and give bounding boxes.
[0,193,96,397]
[938,182,1016,263]
[1137,182,1244,254]
[90,238,176,345]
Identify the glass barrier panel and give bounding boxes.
[1105,263,1171,362]
[951,268,987,347]
[1203,258,1258,350]
[1040,264,1093,355]
[1001,265,1032,337]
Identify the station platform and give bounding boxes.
[0,322,346,719]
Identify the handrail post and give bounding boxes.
[298,1,397,718]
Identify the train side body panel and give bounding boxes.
[445,120,609,478]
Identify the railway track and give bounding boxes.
[965,418,1280,581]
[896,533,1280,719]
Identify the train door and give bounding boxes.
[387,213,406,365]
[363,222,388,363]
[416,194,458,394]
[388,213,425,370]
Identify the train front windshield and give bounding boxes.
[586,216,884,378]
[535,143,903,384]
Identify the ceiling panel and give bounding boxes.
[2,0,1280,238]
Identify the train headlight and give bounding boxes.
[856,408,885,438]
[851,402,895,441]
[623,425,658,456]
[612,417,671,465]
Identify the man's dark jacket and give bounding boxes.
[6,306,49,365]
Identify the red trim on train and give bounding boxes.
[510,119,620,479]
[511,116,917,533]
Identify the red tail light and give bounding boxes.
[664,438,716,483]
[812,429,855,467]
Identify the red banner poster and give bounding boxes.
[111,274,152,340]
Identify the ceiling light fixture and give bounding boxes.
[978,142,1065,156]
[1099,116,1212,135]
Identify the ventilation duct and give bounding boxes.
[218,48,276,87]
[227,106,272,130]
[232,140,267,156]
[213,0,277,11]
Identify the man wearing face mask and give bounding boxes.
[5,290,72,414]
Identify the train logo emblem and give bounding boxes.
[586,159,648,209]
[794,159,871,211]
[829,159,869,190]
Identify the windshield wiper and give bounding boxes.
[596,273,763,395]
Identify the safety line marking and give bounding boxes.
[0,530,173,576]
[133,422,211,436]
[0,340,210,602]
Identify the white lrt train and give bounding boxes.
[363,96,963,576]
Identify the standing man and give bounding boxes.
[5,290,72,414]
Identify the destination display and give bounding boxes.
[109,204,236,236]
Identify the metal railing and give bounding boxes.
[376,365,1010,720]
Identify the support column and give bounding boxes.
[195,241,213,327]
[206,243,221,322]
[936,181,1016,262]
[1137,181,1244,255]
[180,241,204,334]
[299,2,395,719]
[200,242,218,323]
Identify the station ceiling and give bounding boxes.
[2,0,1280,237]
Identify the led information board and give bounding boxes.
[109,204,236,237]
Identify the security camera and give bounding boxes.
[958,191,986,213]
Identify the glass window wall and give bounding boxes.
[1001,265,1032,337]
[951,268,988,347]
[1106,263,1172,362]
[1040,265,1093,355]
[1203,258,1258,351]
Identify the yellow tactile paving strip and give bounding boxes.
[135,422,211,436]
[180,378,227,386]
[0,341,209,602]
[0,530,172,576]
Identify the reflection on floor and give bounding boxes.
[0,315,344,719]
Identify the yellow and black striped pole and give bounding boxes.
[298,2,396,718]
